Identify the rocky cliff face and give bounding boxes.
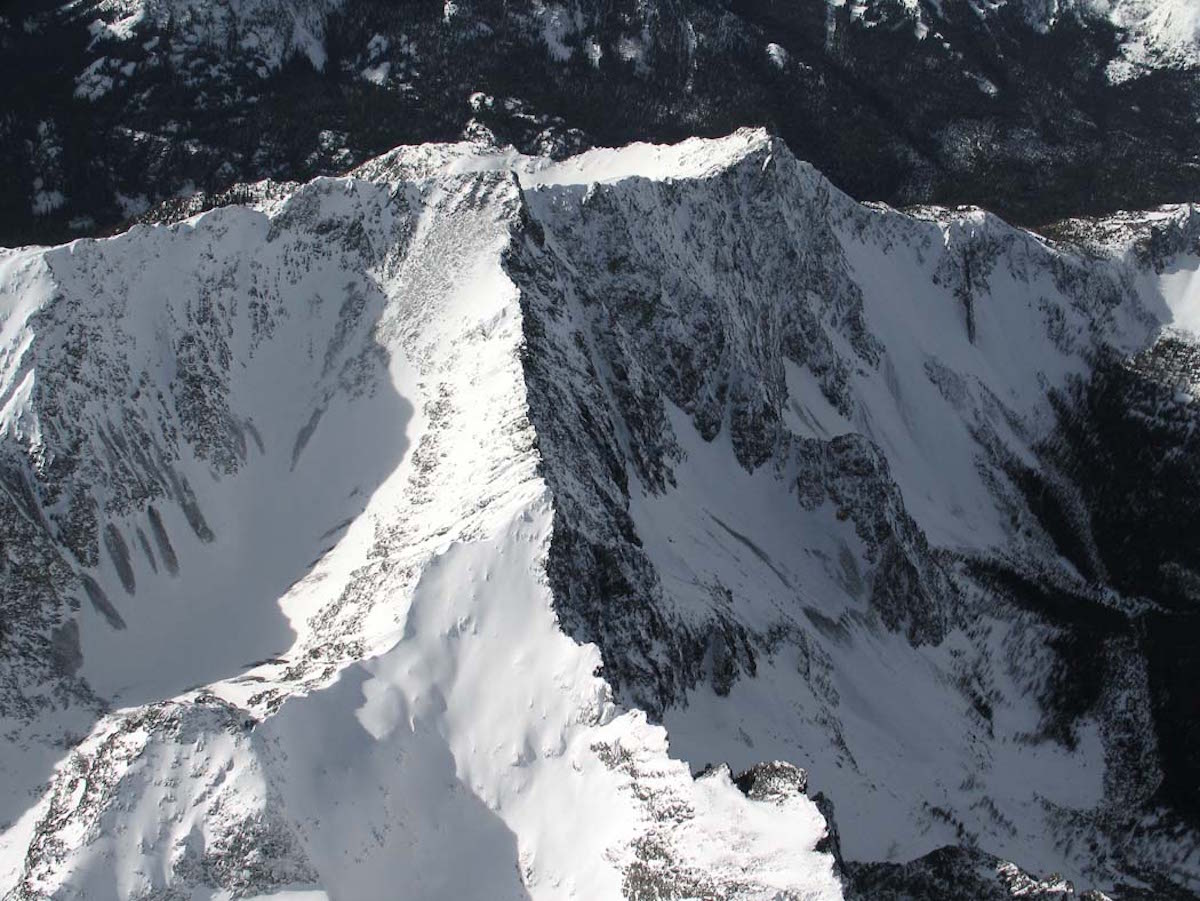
[0,131,1198,898]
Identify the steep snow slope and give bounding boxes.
[0,138,840,899]
[1,129,1198,899]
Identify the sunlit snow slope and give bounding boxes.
[0,130,1198,899]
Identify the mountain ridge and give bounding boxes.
[0,129,1197,898]
[5,0,1200,246]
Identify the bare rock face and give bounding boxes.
[0,131,1199,898]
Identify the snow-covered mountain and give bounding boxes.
[6,0,1200,248]
[0,130,1198,899]
[963,0,1200,76]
